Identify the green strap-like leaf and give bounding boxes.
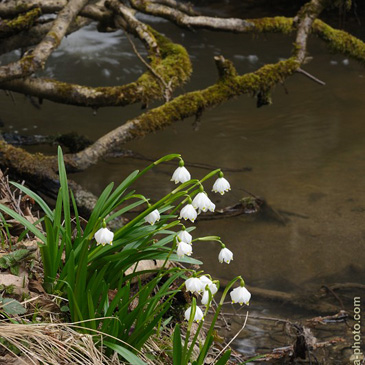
[103,341,146,365]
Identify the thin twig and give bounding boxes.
[296,68,326,85]
[124,31,172,102]
[213,311,249,362]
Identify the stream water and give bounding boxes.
[0,2,364,363]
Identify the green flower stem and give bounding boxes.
[182,297,197,362]
[196,276,243,365]
[185,290,212,362]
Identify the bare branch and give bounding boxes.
[296,68,326,85]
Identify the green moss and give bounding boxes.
[0,141,56,182]
[46,27,192,107]
[128,57,299,139]
[249,17,294,34]
[0,8,41,38]
[313,19,365,64]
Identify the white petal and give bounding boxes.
[144,209,160,225]
[94,227,114,246]
[178,230,192,244]
[177,241,193,257]
[218,247,233,264]
[201,290,210,305]
[212,177,231,195]
[171,166,191,184]
[179,204,197,222]
[199,275,212,286]
[230,286,251,305]
[192,192,213,213]
[209,283,218,295]
[185,277,204,293]
[184,305,204,322]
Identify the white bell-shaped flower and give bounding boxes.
[94,227,114,246]
[171,166,191,184]
[179,204,197,222]
[184,305,204,322]
[185,277,204,293]
[218,247,233,264]
[201,290,210,306]
[230,286,251,305]
[192,192,214,213]
[212,177,231,195]
[144,209,160,225]
[177,229,192,244]
[177,241,193,258]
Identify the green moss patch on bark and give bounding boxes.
[0,8,41,38]
[313,19,365,64]
[248,17,294,34]
[128,57,300,139]
[0,141,56,183]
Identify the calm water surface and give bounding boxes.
[0,7,364,360]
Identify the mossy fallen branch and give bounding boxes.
[0,8,41,38]
[0,18,192,107]
[313,19,365,64]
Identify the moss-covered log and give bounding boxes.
[0,30,192,107]
[0,8,41,38]
[313,19,365,64]
[70,56,300,169]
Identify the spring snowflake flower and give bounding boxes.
[177,241,193,258]
[177,229,192,244]
[212,177,231,195]
[179,204,198,222]
[184,305,204,322]
[144,209,160,225]
[171,165,191,184]
[185,277,204,293]
[218,247,233,264]
[94,226,114,246]
[230,286,251,306]
[192,192,215,213]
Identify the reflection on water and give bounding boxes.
[0,7,364,360]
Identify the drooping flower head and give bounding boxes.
[184,305,204,322]
[192,186,215,214]
[212,171,231,195]
[218,246,233,264]
[171,160,191,184]
[179,203,197,223]
[177,228,192,244]
[94,219,114,246]
[144,209,160,225]
[230,282,251,306]
[177,241,193,258]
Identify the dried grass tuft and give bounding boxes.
[0,322,122,365]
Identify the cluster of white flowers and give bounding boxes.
[184,274,251,322]
[94,157,251,325]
